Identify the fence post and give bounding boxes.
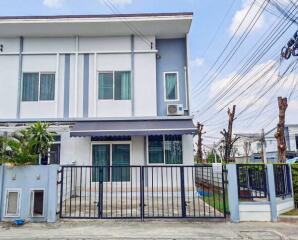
[267,164,277,222]
[288,164,294,198]
[47,164,60,223]
[0,165,4,221]
[226,164,239,223]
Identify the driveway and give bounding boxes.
[0,220,298,239]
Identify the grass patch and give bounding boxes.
[282,208,298,216]
[201,192,229,213]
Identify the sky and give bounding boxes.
[0,0,297,143]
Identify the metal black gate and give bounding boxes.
[58,165,227,219]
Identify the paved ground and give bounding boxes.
[0,220,298,239]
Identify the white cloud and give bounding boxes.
[98,0,133,6]
[190,57,204,67]
[229,0,265,35]
[43,0,64,8]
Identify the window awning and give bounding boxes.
[70,119,196,137]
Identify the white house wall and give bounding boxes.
[134,53,157,116]
[0,37,20,52]
[79,36,131,52]
[182,135,194,165]
[23,37,76,53]
[0,55,18,119]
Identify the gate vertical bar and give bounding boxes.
[98,166,104,218]
[221,165,227,218]
[140,166,145,220]
[180,166,186,218]
[59,166,64,218]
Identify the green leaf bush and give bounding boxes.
[0,122,54,166]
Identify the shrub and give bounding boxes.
[1,122,54,166]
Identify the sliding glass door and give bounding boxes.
[92,143,130,182]
[92,144,110,182]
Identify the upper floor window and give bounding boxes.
[164,72,179,101]
[98,71,131,100]
[22,73,55,102]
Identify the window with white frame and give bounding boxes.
[148,135,183,164]
[22,72,55,102]
[5,189,21,217]
[98,71,131,100]
[164,72,179,101]
[30,190,44,217]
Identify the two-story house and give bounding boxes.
[265,124,298,162]
[0,13,196,174]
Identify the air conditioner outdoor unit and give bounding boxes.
[167,104,184,116]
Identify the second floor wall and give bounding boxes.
[0,35,190,120]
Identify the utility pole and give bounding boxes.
[275,97,288,162]
[261,128,267,163]
[196,122,204,163]
[221,105,237,163]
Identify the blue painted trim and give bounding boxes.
[226,164,240,223]
[16,37,24,119]
[83,54,89,118]
[156,38,187,116]
[267,164,278,222]
[64,54,70,118]
[131,35,135,116]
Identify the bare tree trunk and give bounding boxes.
[275,97,288,162]
[221,105,236,163]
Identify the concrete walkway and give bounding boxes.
[0,220,298,239]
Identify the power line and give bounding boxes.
[102,0,153,48]
[194,2,298,119]
[191,0,260,94]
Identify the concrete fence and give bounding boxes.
[227,164,295,222]
[0,164,59,223]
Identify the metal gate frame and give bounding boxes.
[58,165,227,220]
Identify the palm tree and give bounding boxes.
[27,122,54,165]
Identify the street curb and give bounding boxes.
[278,215,298,223]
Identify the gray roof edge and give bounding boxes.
[0,116,195,124]
[0,12,194,20]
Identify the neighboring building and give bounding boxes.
[232,133,262,163]
[0,13,196,172]
[265,124,298,162]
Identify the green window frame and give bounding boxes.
[164,72,179,101]
[98,71,131,100]
[148,135,183,165]
[22,72,55,102]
